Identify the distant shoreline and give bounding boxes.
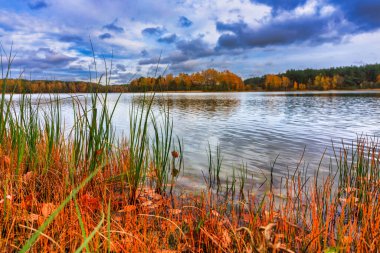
[2,88,380,94]
[141,88,380,93]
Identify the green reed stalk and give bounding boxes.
[126,95,153,203]
[151,105,173,194]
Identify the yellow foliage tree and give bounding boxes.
[293,81,298,90]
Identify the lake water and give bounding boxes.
[11,91,380,189]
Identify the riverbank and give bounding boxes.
[144,88,380,94]
[2,88,380,94]
[0,92,379,252]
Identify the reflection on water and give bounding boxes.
[7,91,380,189]
[130,93,240,117]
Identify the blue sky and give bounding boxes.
[0,0,380,83]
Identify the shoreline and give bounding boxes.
[2,88,380,95]
[143,88,380,93]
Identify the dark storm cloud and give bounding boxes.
[141,26,166,37]
[113,72,137,84]
[157,33,177,43]
[332,0,380,31]
[176,38,214,58]
[178,16,193,27]
[138,54,188,65]
[116,63,126,71]
[140,49,149,57]
[253,0,380,32]
[13,48,77,70]
[103,18,124,33]
[99,33,112,40]
[28,0,48,10]
[214,0,379,51]
[169,62,201,73]
[251,0,307,11]
[58,35,83,43]
[139,38,214,65]
[216,11,351,50]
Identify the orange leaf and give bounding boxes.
[221,229,231,248]
[168,208,181,215]
[141,200,153,207]
[0,195,12,204]
[23,171,34,183]
[79,193,100,211]
[2,155,10,167]
[211,210,220,217]
[123,205,137,212]
[21,195,35,210]
[41,203,56,218]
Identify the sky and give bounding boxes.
[0,0,380,83]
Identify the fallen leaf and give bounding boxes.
[3,155,10,167]
[23,171,34,183]
[79,193,100,211]
[123,205,137,212]
[26,213,41,222]
[259,223,277,242]
[141,200,153,207]
[149,204,159,209]
[168,208,182,215]
[221,229,231,248]
[242,213,251,222]
[151,193,163,201]
[156,250,177,253]
[41,203,56,218]
[211,210,220,217]
[21,195,35,210]
[0,195,13,204]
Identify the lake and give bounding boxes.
[10,91,380,189]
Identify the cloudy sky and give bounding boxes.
[0,0,380,83]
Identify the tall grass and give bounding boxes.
[125,95,153,203]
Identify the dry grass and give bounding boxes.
[0,124,379,252]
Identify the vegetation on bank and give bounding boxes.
[0,54,380,252]
[245,64,380,91]
[128,69,245,92]
[1,68,245,93]
[2,64,380,93]
[0,79,128,93]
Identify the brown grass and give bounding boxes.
[0,132,379,252]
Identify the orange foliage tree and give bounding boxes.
[129,69,245,92]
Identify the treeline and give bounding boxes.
[3,64,380,93]
[128,69,246,92]
[244,64,380,91]
[0,79,128,93]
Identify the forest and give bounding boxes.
[128,68,245,92]
[0,79,128,93]
[2,64,380,93]
[245,63,380,91]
